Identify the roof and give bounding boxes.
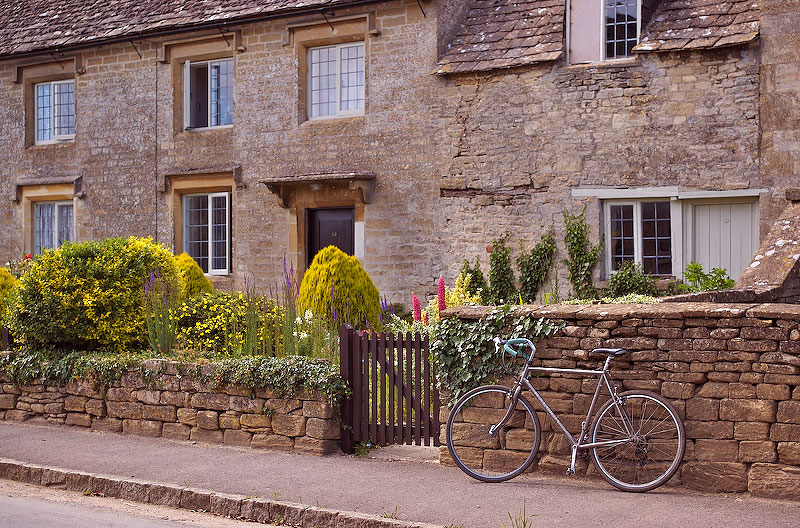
[0,0,368,59]
[434,0,565,75]
[435,0,760,75]
[634,0,760,52]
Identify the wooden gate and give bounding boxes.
[339,325,440,453]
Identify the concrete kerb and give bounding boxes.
[0,457,441,528]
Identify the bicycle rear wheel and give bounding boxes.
[446,385,541,483]
[590,390,685,492]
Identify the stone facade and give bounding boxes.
[440,302,800,500]
[0,359,341,456]
[1,0,799,302]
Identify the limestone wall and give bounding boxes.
[0,359,341,456]
[440,303,800,500]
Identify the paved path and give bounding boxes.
[0,479,267,528]
[1,421,799,528]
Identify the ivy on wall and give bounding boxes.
[563,207,602,300]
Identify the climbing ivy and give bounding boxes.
[460,258,489,303]
[488,234,517,304]
[432,307,563,401]
[517,234,557,303]
[563,207,602,299]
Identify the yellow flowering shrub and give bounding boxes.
[298,246,380,329]
[0,267,19,326]
[9,237,181,354]
[175,252,213,298]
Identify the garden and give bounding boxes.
[0,208,736,412]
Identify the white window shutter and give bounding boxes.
[183,60,191,130]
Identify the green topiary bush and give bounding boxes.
[175,252,213,298]
[298,246,380,329]
[0,267,19,326]
[9,237,181,354]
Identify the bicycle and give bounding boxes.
[446,337,685,492]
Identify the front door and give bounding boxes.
[307,207,355,266]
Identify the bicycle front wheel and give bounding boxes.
[590,390,685,492]
[446,385,541,483]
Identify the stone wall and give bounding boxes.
[439,302,800,500]
[0,359,341,456]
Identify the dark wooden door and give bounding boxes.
[307,207,355,266]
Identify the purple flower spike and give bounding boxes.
[379,313,383,324]
[149,271,155,287]
[365,318,370,329]
[390,303,395,314]
[283,255,287,274]
[333,309,337,322]
[330,284,335,301]
[144,279,150,296]
[163,293,169,307]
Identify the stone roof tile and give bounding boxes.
[634,0,759,53]
[0,0,368,58]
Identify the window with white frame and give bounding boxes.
[568,0,656,64]
[183,192,230,274]
[183,59,233,129]
[34,201,73,254]
[308,43,365,119]
[604,0,639,59]
[35,80,75,143]
[606,200,673,276]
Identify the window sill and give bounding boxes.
[31,138,75,147]
[303,114,365,126]
[565,57,639,69]
[183,125,234,132]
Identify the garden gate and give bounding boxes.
[339,325,440,454]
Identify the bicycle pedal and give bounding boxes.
[565,468,575,477]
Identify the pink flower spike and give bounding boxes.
[412,294,421,322]
[423,312,429,325]
[437,276,446,314]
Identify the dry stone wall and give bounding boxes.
[0,359,341,456]
[440,302,800,500]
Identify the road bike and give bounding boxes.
[446,337,685,492]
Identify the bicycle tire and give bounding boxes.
[590,390,685,492]
[446,385,541,483]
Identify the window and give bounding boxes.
[33,201,73,254]
[183,59,233,129]
[183,192,230,274]
[604,0,639,59]
[35,80,75,143]
[606,201,672,276]
[308,43,365,119]
[568,0,654,63]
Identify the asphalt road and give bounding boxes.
[1,421,800,527]
[0,479,269,528]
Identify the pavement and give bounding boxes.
[0,479,269,528]
[2,421,800,528]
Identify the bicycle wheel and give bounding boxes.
[590,390,685,492]
[446,385,541,483]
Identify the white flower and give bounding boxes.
[304,310,313,322]
[295,317,302,325]
[299,332,309,340]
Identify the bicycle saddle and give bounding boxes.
[591,347,628,356]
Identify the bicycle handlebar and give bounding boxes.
[495,337,536,361]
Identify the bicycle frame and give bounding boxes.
[491,341,637,475]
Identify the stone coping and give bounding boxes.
[0,458,440,528]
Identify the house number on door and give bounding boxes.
[332,231,338,237]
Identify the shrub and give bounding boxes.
[8,237,181,354]
[460,259,488,303]
[488,234,517,304]
[563,207,602,299]
[680,262,735,292]
[175,253,213,298]
[605,261,658,297]
[0,267,19,326]
[298,246,380,329]
[517,234,557,303]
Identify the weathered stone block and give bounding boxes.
[196,410,219,430]
[306,418,340,440]
[302,505,339,528]
[734,421,770,440]
[303,400,334,419]
[694,439,738,461]
[739,440,777,463]
[771,423,800,441]
[251,434,293,451]
[685,420,733,439]
[720,399,776,422]
[190,392,229,411]
[65,381,102,398]
[40,468,67,487]
[240,413,271,431]
[119,480,150,503]
[122,419,162,437]
[240,498,271,523]
[91,476,122,498]
[681,462,748,492]
[748,464,800,500]
[180,488,212,511]
[162,422,191,440]
[134,390,161,405]
[270,501,306,526]
[756,383,790,400]
[266,398,302,414]
[160,391,188,407]
[697,382,729,399]
[149,484,182,507]
[778,442,800,464]
[294,436,339,455]
[219,413,240,429]
[105,388,132,401]
[63,395,87,412]
[91,417,122,432]
[229,396,264,413]
[190,427,223,444]
[142,405,176,422]
[44,402,64,414]
[85,399,106,417]
[177,407,197,426]
[64,471,93,493]
[662,382,695,399]
[210,493,242,518]
[777,401,800,423]
[107,401,143,419]
[65,413,91,427]
[686,398,719,421]
[223,429,252,447]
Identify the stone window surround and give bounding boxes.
[572,187,768,280]
[16,182,80,256]
[15,58,81,148]
[291,16,374,124]
[166,172,235,277]
[160,32,239,135]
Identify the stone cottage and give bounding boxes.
[0,0,797,301]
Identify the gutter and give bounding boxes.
[0,0,387,62]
